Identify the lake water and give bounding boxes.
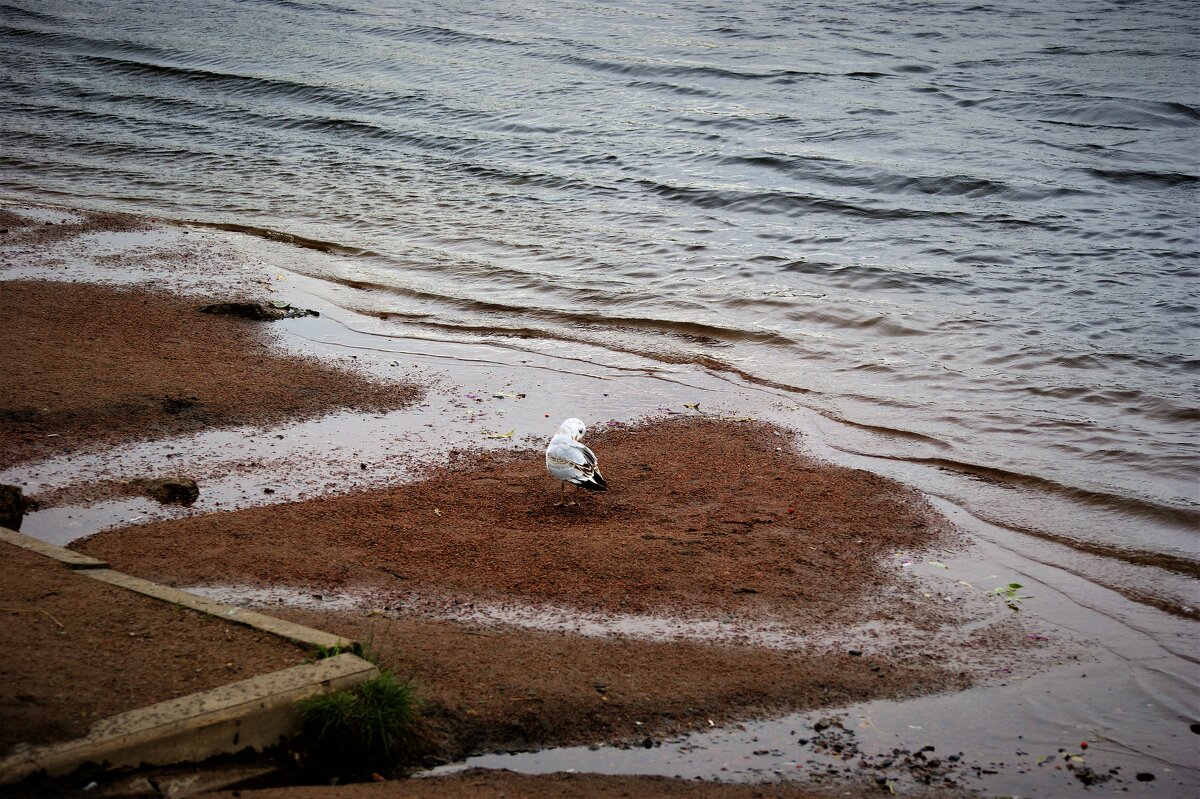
[1,2,1196,599]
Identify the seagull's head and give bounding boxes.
[558,417,587,441]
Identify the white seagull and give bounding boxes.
[545,417,607,505]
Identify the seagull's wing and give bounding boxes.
[546,437,592,467]
[546,435,604,486]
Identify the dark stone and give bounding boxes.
[140,477,199,506]
[0,484,36,531]
[1136,772,1155,782]
[198,302,318,321]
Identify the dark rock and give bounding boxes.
[1068,762,1111,786]
[198,302,318,321]
[139,477,199,506]
[0,484,36,531]
[1136,772,1155,782]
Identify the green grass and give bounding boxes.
[297,669,419,774]
[309,642,358,660]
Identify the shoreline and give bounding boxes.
[1,201,1195,797]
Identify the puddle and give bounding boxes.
[183,567,1006,655]
[424,530,1198,797]
[433,651,1197,797]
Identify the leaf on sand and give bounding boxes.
[433,508,442,516]
[485,429,515,439]
[927,560,948,569]
[684,402,701,410]
[269,299,291,308]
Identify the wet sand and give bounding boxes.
[74,416,954,620]
[0,278,986,789]
[46,285,990,768]
[0,279,421,470]
[203,768,942,799]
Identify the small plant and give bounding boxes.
[992,582,1031,610]
[297,670,419,776]
[310,643,348,660]
[304,638,360,657]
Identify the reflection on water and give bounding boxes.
[0,4,1196,585]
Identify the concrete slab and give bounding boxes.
[0,524,108,568]
[95,764,280,799]
[0,653,378,784]
[83,568,353,651]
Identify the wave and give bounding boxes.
[1086,168,1199,189]
[712,154,1090,201]
[635,179,968,221]
[550,51,831,85]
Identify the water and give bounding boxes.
[1,0,1197,772]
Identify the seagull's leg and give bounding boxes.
[567,484,579,507]
[554,481,565,507]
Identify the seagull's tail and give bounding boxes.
[576,469,608,491]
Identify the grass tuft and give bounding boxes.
[297,670,419,775]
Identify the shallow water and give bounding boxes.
[1,0,1197,577]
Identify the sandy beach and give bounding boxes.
[1,204,1192,798]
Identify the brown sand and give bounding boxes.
[0,544,308,755]
[0,207,149,249]
[268,609,969,762]
[0,280,421,470]
[74,418,975,759]
[75,418,950,623]
[0,266,984,794]
[205,768,923,799]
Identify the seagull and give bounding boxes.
[545,418,607,505]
